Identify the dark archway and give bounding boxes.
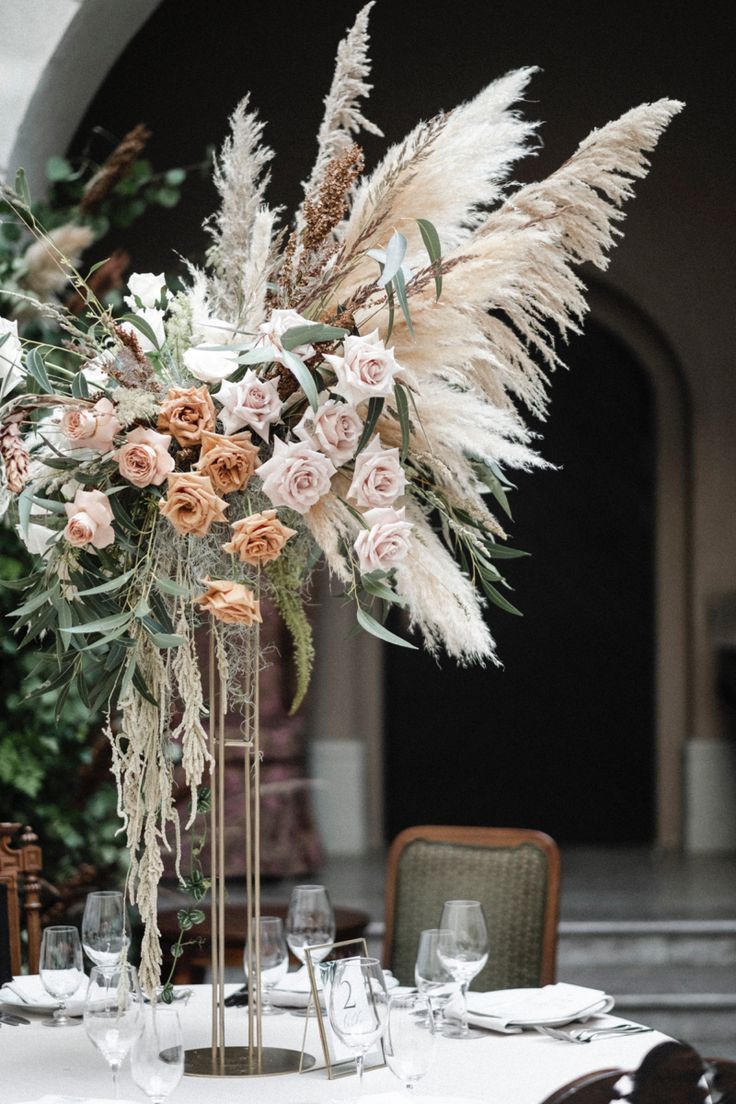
[384,320,656,844]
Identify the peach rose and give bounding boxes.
[294,398,362,466]
[223,509,297,566]
[194,579,262,625]
[159,472,228,536]
[157,385,216,446]
[354,506,412,574]
[63,489,115,550]
[61,398,121,452]
[256,437,336,514]
[216,370,283,441]
[117,427,175,488]
[195,430,260,495]
[348,435,406,508]
[324,330,401,405]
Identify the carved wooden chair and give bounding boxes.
[383,825,560,989]
[0,822,42,980]
[540,1041,728,1104]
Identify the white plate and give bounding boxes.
[0,985,86,1017]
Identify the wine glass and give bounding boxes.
[415,928,457,1024]
[328,956,388,1094]
[39,925,85,1027]
[244,915,288,1016]
[131,1006,184,1104]
[385,993,436,1093]
[437,900,489,1040]
[286,884,335,1016]
[286,884,336,965]
[82,891,127,970]
[84,963,142,1098]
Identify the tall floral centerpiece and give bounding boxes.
[0,0,680,1060]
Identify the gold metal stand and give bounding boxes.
[184,619,314,1077]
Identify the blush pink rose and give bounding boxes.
[60,397,120,451]
[116,427,175,488]
[294,398,362,466]
[217,370,283,440]
[325,330,401,405]
[354,506,412,574]
[63,489,115,549]
[348,435,406,508]
[257,437,336,514]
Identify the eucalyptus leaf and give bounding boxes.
[76,569,136,596]
[482,543,530,560]
[281,349,319,412]
[356,606,417,649]
[281,323,347,350]
[14,168,31,208]
[25,349,52,394]
[377,231,408,289]
[393,382,411,461]
[118,312,161,350]
[63,611,131,635]
[149,632,185,649]
[155,575,192,598]
[481,581,523,617]
[361,575,405,606]
[236,345,279,365]
[416,218,443,299]
[355,396,384,455]
[392,268,414,338]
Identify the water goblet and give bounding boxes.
[286,884,335,1017]
[39,925,85,1027]
[385,993,436,1093]
[244,915,288,1015]
[414,927,457,1024]
[84,963,143,1099]
[327,956,388,1095]
[82,890,127,970]
[437,900,489,1040]
[131,1006,184,1104]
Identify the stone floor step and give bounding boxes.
[559,920,736,966]
[561,963,736,996]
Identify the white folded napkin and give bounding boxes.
[1,973,88,1015]
[445,983,615,1034]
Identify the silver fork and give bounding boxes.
[537,1023,653,1044]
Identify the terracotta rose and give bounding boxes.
[194,579,262,625]
[117,426,174,488]
[195,430,260,495]
[157,385,216,446]
[159,472,228,536]
[223,509,297,566]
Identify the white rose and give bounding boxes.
[0,317,23,394]
[17,519,56,557]
[294,398,363,466]
[217,370,283,440]
[348,435,406,508]
[124,272,166,310]
[257,437,336,514]
[119,307,165,353]
[325,330,401,405]
[354,506,413,574]
[184,344,239,384]
[254,308,315,364]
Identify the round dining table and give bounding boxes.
[3,984,668,1103]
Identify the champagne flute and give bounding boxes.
[437,900,489,1040]
[415,928,457,1024]
[39,925,85,1027]
[82,891,127,970]
[84,963,142,1098]
[328,956,388,1095]
[286,884,335,1016]
[131,1006,184,1104]
[244,915,288,1016]
[385,993,436,1093]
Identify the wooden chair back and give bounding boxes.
[540,1042,712,1104]
[384,825,560,989]
[0,822,42,977]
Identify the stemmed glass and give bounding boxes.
[244,915,288,1016]
[39,925,85,1027]
[415,928,457,1024]
[84,963,142,1098]
[131,1006,184,1104]
[286,884,335,1015]
[385,993,436,1094]
[82,891,127,970]
[328,956,388,1094]
[437,900,489,1040]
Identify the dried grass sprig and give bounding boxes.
[79,123,152,214]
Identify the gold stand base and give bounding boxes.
[184,1046,315,1077]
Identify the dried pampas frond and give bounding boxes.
[299,2,383,221]
[206,96,276,319]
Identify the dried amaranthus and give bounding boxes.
[0,419,29,494]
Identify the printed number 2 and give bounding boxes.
[342,980,356,1009]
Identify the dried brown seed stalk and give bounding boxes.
[79,124,152,214]
[0,419,29,493]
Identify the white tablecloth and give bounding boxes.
[2,984,668,1104]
